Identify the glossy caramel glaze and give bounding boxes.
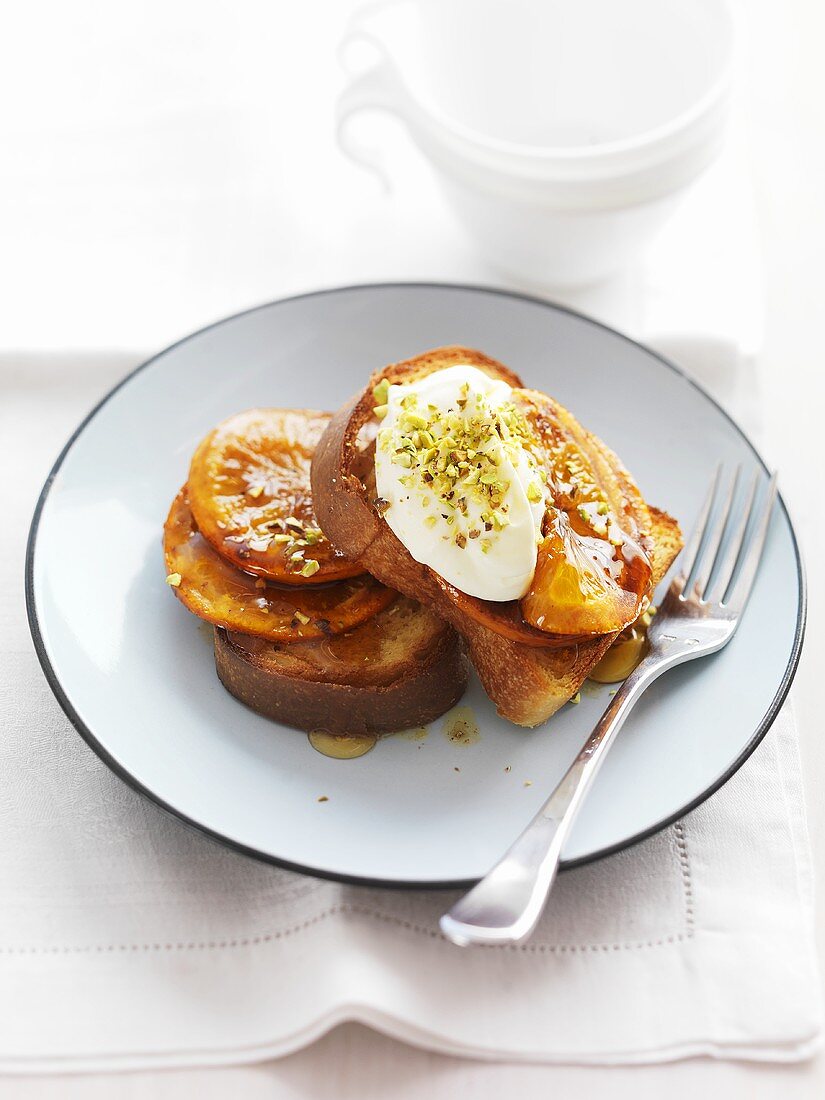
[308,730,377,758]
[164,488,395,641]
[589,608,655,683]
[188,408,364,584]
[443,705,480,746]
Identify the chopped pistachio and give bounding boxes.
[300,558,321,578]
[372,378,390,405]
[247,484,264,499]
[373,403,389,420]
[165,572,182,587]
[424,515,437,529]
[526,479,543,504]
[293,609,311,625]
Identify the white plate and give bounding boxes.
[26,284,805,886]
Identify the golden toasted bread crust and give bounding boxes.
[213,597,470,735]
[311,346,683,727]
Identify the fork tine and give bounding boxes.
[692,466,740,600]
[721,472,778,613]
[704,470,759,605]
[672,465,721,596]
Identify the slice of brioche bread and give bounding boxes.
[311,347,683,727]
[214,596,470,735]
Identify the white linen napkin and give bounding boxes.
[0,342,820,1073]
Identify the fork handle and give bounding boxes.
[440,656,666,947]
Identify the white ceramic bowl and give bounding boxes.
[337,0,734,287]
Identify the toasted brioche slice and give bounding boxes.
[311,346,683,727]
[214,597,470,735]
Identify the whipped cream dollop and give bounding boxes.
[374,365,546,601]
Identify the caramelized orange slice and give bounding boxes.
[517,391,652,635]
[188,408,363,585]
[521,514,650,635]
[164,489,395,642]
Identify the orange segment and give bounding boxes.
[515,390,652,636]
[521,514,650,635]
[188,408,363,585]
[164,489,395,642]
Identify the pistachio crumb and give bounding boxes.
[372,378,390,405]
[524,780,533,787]
[247,484,264,499]
[165,572,182,588]
[293,610,311,625]
[300,559,321,578]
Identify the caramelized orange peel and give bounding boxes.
[188,408,364,585]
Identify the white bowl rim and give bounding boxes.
[348,0,735,168]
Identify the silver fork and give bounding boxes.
[440,466,778,947]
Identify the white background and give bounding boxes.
[2,0,824,1095]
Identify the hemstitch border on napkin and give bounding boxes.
[1,822,695,956]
